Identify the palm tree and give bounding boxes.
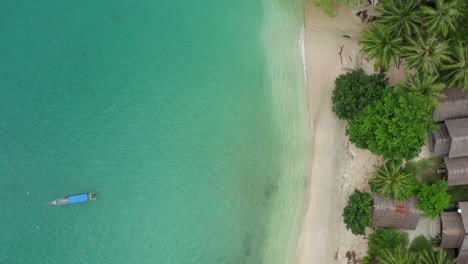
[441,42,468,90]
[369,162,414,200]
[379,247,417,264]
[400,71,446,108]
[401,33,450,76]
[360,24,402,71]
[418,249,456,264]
[421,0,464,38]
[376,0,422,38]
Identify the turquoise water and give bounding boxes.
[0,1,309,263]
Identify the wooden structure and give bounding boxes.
[440,202,468,264]
[446,119,468,158]
[445,157,468,186]
[435,88,468,122]
[428,123,451,156]
[372,195,422,230]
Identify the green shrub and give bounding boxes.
[409,235,432,253]
[331,69,388,121]
[367,228,408,260]
[342,189,373,235]
[415,180,451,218]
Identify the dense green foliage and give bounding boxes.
[409,235,432,253]
[419,249,456,264]
[400,71,446,108]
[359,24,402,70]
[378,246,417,264]
[415,180,451,218]
[369,162,415,200]
[360,0,468,89]
[367,228,408,261]
[347,86,434,160]
[331,69,389,120]
[342,189,373,235]
[376,0,422,38]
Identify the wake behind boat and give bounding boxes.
[48,192,97,206]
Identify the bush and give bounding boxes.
[332,69,389,121]
[415,180,451,218]
[347,86,434,160]
[342,189,373,235]
[409,235,432,253]
[367,228,408,260]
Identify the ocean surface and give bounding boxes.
[0,1,310,263]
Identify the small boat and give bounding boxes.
[48,192,97,206]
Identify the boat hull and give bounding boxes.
[48,192,97,206]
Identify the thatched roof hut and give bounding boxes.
[435,88,468,122]
[446,118,468,158]
[440,212,465,249]
[428,123,451,156]
[445,157,468,186]
[372,195,422,230]
[440,202,468,264]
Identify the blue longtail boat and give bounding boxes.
[48,192,97,206]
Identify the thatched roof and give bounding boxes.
[428,123,451,156]
[440,212,465,249]
[445,157,468,186]
[446,118,468,158]
[458,236,468,264]
[435,88,468,122]
[372,195,422,230]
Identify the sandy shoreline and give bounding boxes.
[296,4,407,263]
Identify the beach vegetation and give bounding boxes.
[375,0,422,39]
[359,24,402,71]
[366,228,408,262]
[347,86,434,161]
[419,249,456,264]
[378,246,417,264]
[400,71,446,108]
[342,189,373,235]
[331,69,389,120]
[414,180,451,218]
[421,0,465,38]
[448,184,468,203]
[409,235,432,253]
[441,42,468,90]
[369,161,415,200]
[401,33,450,76]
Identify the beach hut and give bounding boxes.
[445,118,468,158]
[440,212,465,249]
[428,123,451,156]
[372,195,422,230]
[440,202,468,264]
[434,88,468,122]
[445,157,468,186]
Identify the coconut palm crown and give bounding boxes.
[376,0,422,38]
[442,42,468,90]
[360,24,402,71]
[421,0,465,38]
[369,162,414,201]
[400,71,446,108]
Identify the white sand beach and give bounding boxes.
[296,3,408,263]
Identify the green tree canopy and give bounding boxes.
[441,42,468,90]
[313,0,362,17]
[378,246,417,264]
[415,180,451,218]
[332,69,389,120]
[402,33,450,76]
[347,86,434,160]
[369,161,415,200]
[360,24,403,71]
[400,71,446,108]
[419,249,456,264]
[342,189,373,235]
[367,228,408,261]
[376,0,422,38]
[421,0,465,37]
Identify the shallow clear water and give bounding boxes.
[0,1,309,263]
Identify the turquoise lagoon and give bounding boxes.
[0,0,310,263]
